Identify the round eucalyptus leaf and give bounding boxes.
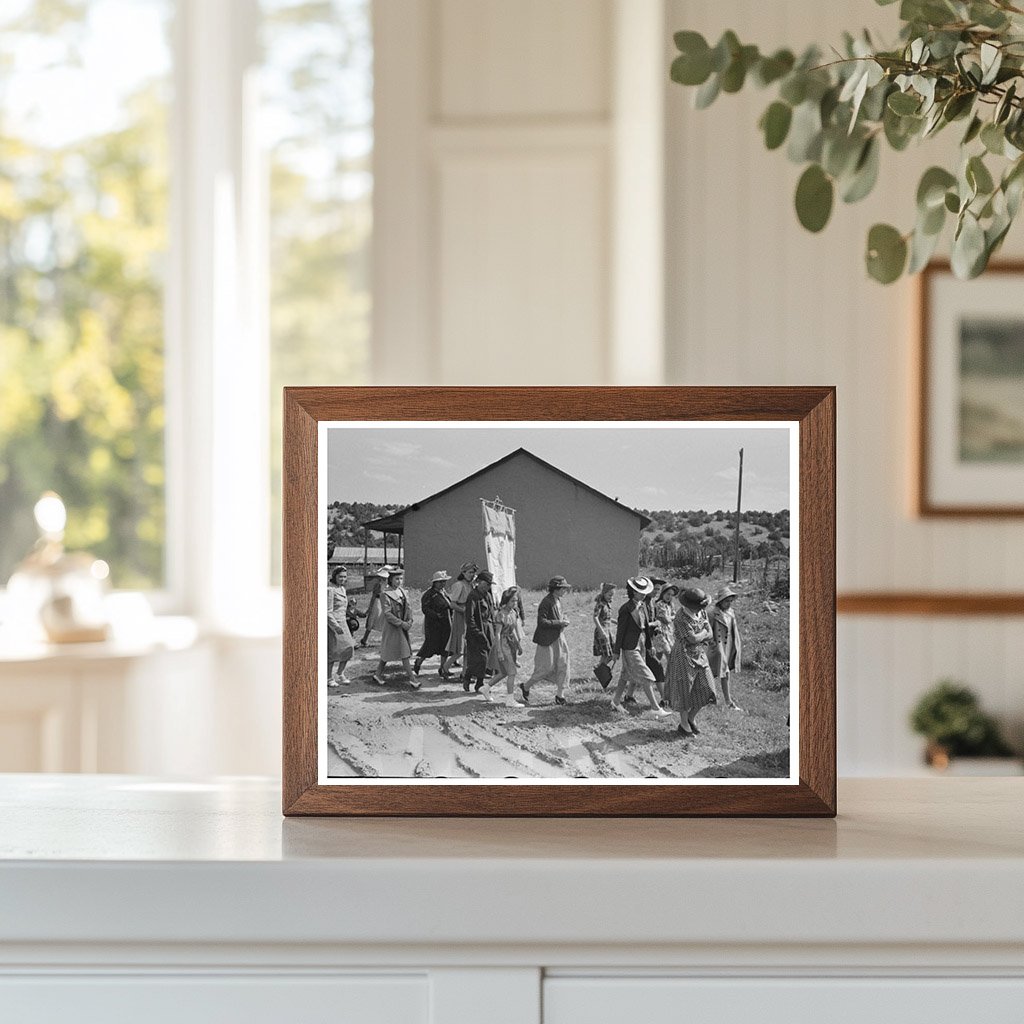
[795,164,834,233]
[671,32,712,86]
[887,90,920,116]
[943,91,974,123]
[967,155,994,196]
[920,199,945,236]
[951,212,986,279]
[908,223,942,274]
[944,190,960,214]
[710,31,740,73]
[760,101,793,150]
[822,129,861,178]
[694,73,721,110]
[962,116,983,145]
[970,1,1009,29]
[981,122,1005,156]
[842,137,880,204]
[779,74,807,106]
[787,101,823,162]
[754,49,795,87]
[883,106,918,151]
[866,223,907,284]
[996,83,1017,125]
[917,166,957,210]
[721,45,758,93]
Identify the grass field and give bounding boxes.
[326,573,791,779]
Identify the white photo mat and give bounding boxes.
[316,420,800,787]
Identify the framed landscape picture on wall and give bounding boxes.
[918,262,1024,516]
[282,387,836,817]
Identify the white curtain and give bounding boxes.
[482,502,516,594]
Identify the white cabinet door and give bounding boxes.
[0,974,427,1024]
[544,977,1024,1024]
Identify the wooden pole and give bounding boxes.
[732,447,744,584]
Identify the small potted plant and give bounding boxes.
[910,680,1019,773]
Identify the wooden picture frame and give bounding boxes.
[917,260,1024,517]
[283,387,836,816]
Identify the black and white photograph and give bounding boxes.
[318,421,798,784]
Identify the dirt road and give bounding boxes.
[327,638,790,780]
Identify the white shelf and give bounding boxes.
[2,775,1022,1021]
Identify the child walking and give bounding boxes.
[592,582,615,690]
[489,586,526,707]
[708,585,744,711]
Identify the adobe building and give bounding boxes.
[362,448,650,590]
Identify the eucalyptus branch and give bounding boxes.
[670,2,1024,283]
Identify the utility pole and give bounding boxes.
[732,447,744,584]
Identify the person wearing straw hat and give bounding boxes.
[358,565,392,647]
[520,576,573,705]
[446,562,478,676]
[708,584,744,711]
[414,570,454,678]
[591,582,616,690]
[463,569,497,696]
[372,567,419,689]
[664,586,717,736]
[609,576,670,717]
[490,585,526,706]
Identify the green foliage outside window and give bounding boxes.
[0,0,170,588]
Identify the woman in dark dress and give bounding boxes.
[463,570,496,696]
[414,570,454,678]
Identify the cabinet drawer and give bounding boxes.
[0,974,427,1024]
[544,977,1024,1024]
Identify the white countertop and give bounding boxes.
[1,775,1022,953]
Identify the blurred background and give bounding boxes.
[0,0,1021,778]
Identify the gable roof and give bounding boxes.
[363,447,651,531]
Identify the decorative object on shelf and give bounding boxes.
[4,492,111,644]
[917,260,1024,515]
[910,679,1017,770]
[282,386,836,818]
[670,1,1024,283]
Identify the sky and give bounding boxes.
[326,424,793,512]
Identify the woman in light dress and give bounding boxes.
[326,565,355,687]
[664,587,717,737]
[446,562,477,677]
[372,568,420,689]
[489,585,526,707]
[708,585,744,711]
[358,566,391,647]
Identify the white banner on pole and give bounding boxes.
[481,499,516,594]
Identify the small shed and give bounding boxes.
[362,448,650,590]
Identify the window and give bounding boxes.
[261,0,372,580]
[0,0,172,589]
[0,0,373,616]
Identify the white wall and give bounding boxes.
[372,0,665,386]
[664,0,1024,771]
[372,0,1024,775]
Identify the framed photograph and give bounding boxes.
[918,261,1024,516]
[283,387,835,816]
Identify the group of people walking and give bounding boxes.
[326,561,745,738]
[593,575,743,738]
